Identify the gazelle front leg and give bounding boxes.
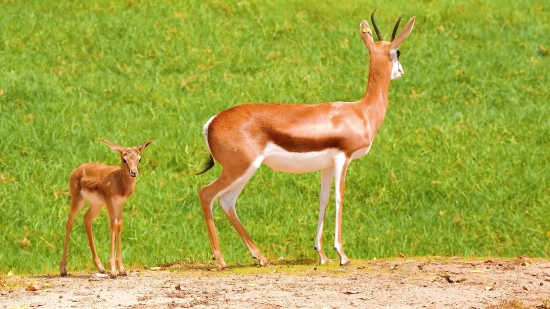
[109,218,117,277]
[115,218,126,276]
[333,154,351,265]
[107,218,123,278]
[109,201,127,277]
[105,200,124,278]
[109,207,126,278]
[314,167,334,264]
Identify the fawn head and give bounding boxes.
[103,139,156,178]
[360,10,415,80]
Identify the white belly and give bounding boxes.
[262,143,342,174]
[81,190,126,209]
[350,144,372,160]
[81,189,105,206]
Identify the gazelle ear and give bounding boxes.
[390,16,415,50]
[103,140,125,154]
[136,138,156,153]
[359,20,375,52]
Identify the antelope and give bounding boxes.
[60,139,155,277]
[196,10,415,270]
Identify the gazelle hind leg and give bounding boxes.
[218,169,268,266]
[199,161,261,269]
[199,156,263,269]
[199,178,233,269]
[314,167,334,265]
[60,194,85,276]
[83,202,107,273]
[333,154,351,265]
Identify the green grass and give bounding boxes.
[0,0,548,274]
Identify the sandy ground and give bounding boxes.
[1,258,550,309]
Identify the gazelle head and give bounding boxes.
[360,10,415,81]
[103,139,156,178]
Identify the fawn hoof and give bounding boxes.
[60,260,68,277]
[215,255,227,270]
[97,265,106,274]
[218,263,227,270]
[255,257,269,267]
[216,258,227,270]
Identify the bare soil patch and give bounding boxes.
[2,258,549,309]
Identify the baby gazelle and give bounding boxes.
[60,139,155,278]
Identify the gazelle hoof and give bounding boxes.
[109,269,118,278]
[217,259,228,270]
[319,258,332,265]
[258,258,269,267]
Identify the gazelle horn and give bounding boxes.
[370,9,383,42]
[391,14,403,42]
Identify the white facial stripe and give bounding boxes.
[390,49,403,80]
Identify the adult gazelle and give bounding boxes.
[196,11,415,269]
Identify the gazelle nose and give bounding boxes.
[130,170,138,177]
[399,68,404,75]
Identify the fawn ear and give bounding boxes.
[103,140,125,154]
[390,16,415,50]
[359,20,375,52]
[137,138,156,153]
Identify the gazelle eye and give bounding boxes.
[138,158,142,163]
[396,50,401,59]
[123,158,128,164]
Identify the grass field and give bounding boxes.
[0,0,548,274]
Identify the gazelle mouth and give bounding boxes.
[130,172,137,177]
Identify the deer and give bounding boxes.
[60,138,155,278]
[195,10,415,270]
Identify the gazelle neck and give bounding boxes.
[119,165,137,195]
[359,56,392,133]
